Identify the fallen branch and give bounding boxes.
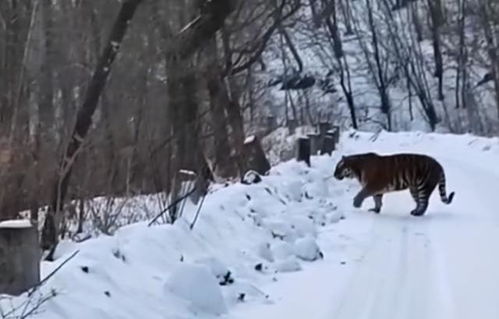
[189,192,208,230]
[29,250,80,297]
[147,186,197,227]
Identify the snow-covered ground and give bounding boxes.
[234,130,499,319]
[4,129,499,319]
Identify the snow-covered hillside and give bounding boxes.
[256,1,499,136]
[3,130,499,319]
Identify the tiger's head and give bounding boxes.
[333,156,356,180]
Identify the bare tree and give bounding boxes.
[41,0,144,258]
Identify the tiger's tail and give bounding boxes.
[438,171,455,204]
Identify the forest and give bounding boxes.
[0,0,498,261]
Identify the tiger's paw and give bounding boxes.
[368,208,381,214]
[410,210,425,217]
[353,198,362,208]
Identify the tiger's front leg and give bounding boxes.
[368,194,383,213]
[353,188,373,209]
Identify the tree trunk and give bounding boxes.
[39,0,55,140]
[205,39,238,179]
[479,1,499,118]
[365,0,391,129]
[428,0,444,101]
[41,0,144,259]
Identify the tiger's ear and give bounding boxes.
[341,155,346,160]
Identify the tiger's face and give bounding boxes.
[334,156,355,180]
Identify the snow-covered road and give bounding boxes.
[233,131,499,319]
[331,156,499,319]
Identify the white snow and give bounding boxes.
[4,129,499,319]
[293,236,322,261]
[271,241,294,260]
[0,219,32,228]
[233,129,499,319]
[243,135,256,144]
[274,256,302,273]
[194,257,232,285]
[165,263,228,315]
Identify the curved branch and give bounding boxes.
[279,25,303,72]
[227,0,301,76]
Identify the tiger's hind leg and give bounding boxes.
[368,194,383,213]
[409,187,429,216]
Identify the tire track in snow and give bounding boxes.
[328,152,499,319]
[329,212,457,319]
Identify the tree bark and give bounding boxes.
[41,0,144,258]
[428,0,444,101]
[39,0,55,140]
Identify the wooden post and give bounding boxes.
[0,220,40,295]
[241,135,271,177]
[296,137,311,167]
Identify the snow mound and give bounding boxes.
[165,263,227,315]
[294,236,323,261]
[274,256,302,273]
[257,242,274,262]
[195,257,233,285]
[271,241,294,260]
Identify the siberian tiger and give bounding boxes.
[333,152,455,216]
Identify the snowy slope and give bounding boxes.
[257,1,499,135]
[1,147,342,319]
[3,130,499,319]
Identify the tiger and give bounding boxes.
[333,152,455,216]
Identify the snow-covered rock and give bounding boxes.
[194,257,233,285]
[257,242,274,262]
[293,236,323,261]
[274,256,302,273]
[271,241,294,260]
[165,263,227,315]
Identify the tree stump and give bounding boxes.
[0,220,40,295]
[328,126,340,145]
[241,135,271,177]
[318,121,332,139]
[307,133,321,155]
[265,116,277,134]
[296,137,311,167]
[320,136,335,155]
[287,119,298,134]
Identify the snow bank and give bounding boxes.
[6,145,343,319]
